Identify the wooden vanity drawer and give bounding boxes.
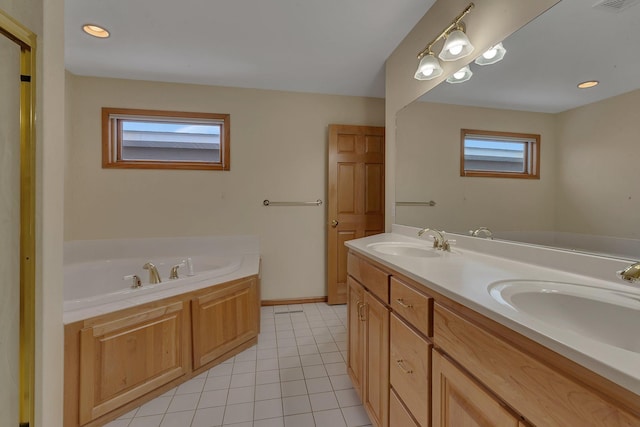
[390,313,431,427]
[390,277,433,337]
[390,388,419,427]
[434,303,640,427]
[347,252,389,303]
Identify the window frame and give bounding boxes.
[102,107,230,171]
[460,128,540,179]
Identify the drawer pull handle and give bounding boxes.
[396,359,413,374]
[396,298,413,309]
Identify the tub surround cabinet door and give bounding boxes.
[192,277,259,369]
[347,253,390,427]
[78,301,189,425]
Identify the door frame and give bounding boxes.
[0,10,37,426]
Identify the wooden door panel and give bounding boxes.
[328,124,385,304]
[365,163,384,214]
[337,163,357,214]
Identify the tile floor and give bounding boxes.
[104,303,372,427]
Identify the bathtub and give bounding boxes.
[63,235,260,324]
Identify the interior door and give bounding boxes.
[327,125,384,304]
[0,27,23,427]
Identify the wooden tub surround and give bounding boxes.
[346,250,640,427]
[64,275,260,427]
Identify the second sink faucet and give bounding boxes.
[469,227,493,239]
[143,262,162,284]
[418,228,451,251]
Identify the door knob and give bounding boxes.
[331,219,339,228]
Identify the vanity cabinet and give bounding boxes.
[347,249,640,427]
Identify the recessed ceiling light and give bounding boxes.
[82,24,110,38]
[577,80,599,89]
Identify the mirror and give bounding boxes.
[395,0,640,260]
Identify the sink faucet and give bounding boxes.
[169,262,185,280]
[617,262,640,283]
[143,262,162,284]
[418,228,451,251]
[469,227,493,239]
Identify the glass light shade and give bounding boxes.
[438,29,474,61]
[475,42,506,66]
[414,53,444,80]
[446,65,473,84]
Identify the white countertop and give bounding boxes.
[345,226,640,396]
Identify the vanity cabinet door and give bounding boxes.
[363,291,390,427]
[390,314,430,427]
[192,277,259,369]
[347,277,365,398]
[78,301,189,425]
[432,350,520,427]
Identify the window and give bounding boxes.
[102,108,230,170]
[461,129,539,179]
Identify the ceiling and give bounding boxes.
[420,0,640,113]
[64,0,434,98]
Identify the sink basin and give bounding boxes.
[488,280,640,353]
[366,242,440,258]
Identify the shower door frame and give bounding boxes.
[0,9,37,427]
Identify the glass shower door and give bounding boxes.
[0,29,23,427]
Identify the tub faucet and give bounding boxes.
[469,227,493,239]
[143,262,162,284]
[418,228,451,251]
[169,262,185,280]
[617,262,640,283]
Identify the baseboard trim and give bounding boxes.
[261,296,328,306]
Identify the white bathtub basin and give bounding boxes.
[488,280,640,353]
[366,242,440,258]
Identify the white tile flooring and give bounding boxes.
[104,303,372,427]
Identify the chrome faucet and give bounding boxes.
[617,262,640,283]
[469,227,493,239]
[143,262,162,284]
[418,228,451,251]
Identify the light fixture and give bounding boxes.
[439,26,475,61]
[577,80,599,89]
[414,3,475,81]
[82,24,110,38]
[414,52,444,80]
[475,42,507,66]
[446,66,473,84]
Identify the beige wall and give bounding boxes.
[556,89,640,239]
[65,75,384,299]
[385,0,560,229]
[395,101,557,233]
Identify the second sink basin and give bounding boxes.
[366,242,440,258]
[488,280,640,353]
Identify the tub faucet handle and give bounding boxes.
[184,257,195,276]
[124,274,142,288]
[143,262,162,284]
[169,262,186,280]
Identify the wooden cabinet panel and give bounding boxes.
[432,349,519,427]
[347,277,365,398]
[347,252,389,303]
[78,301,189,425]
[390,277,433,337]
[434,303,640,427]
[192,277,258,369]
[389,314,430,427]
[390,388,420,427]
[363,292,390,427]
